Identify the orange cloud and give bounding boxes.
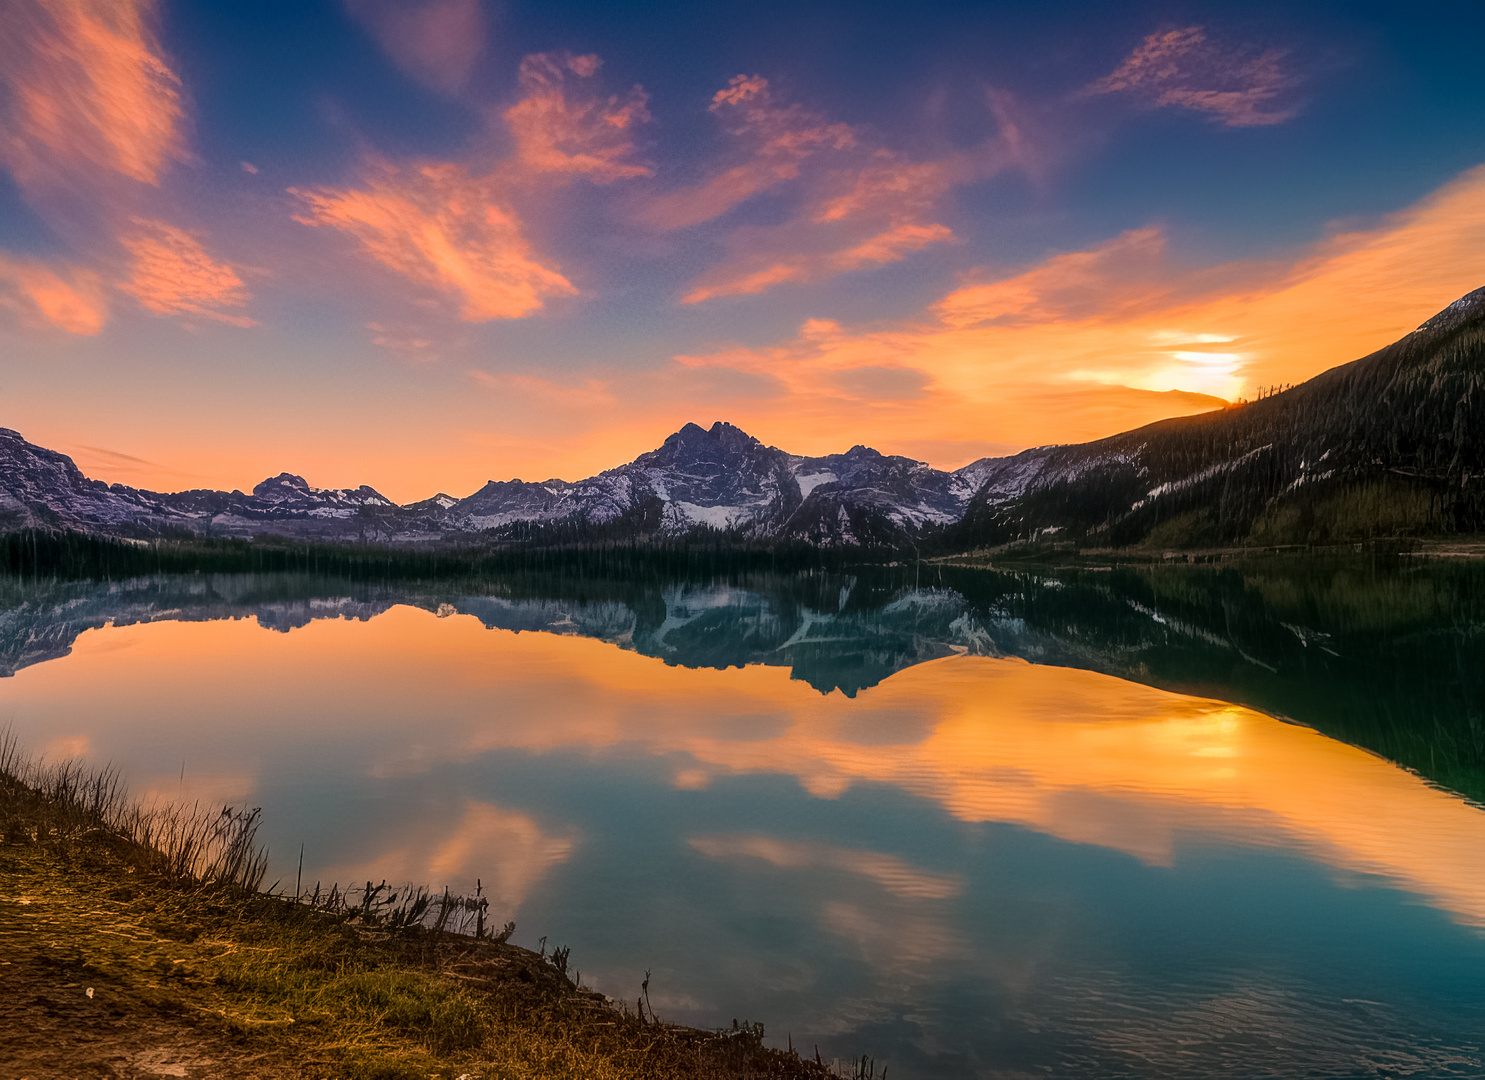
[639,75,856,230]
[118,218,255,326]
[652,76,1028,304]
[64,442,209,487]
[468,370,619,413]
[344,0,484,95]
[62,167,1479,505]
[932,227,1170,327]
[813,157,962,224]
[671,164,1485,465]
[681,221,954,303]
[292,160,576,321]
[502,52,652,182]
[1086,26,1297,127]
[0,255,107,334]
[0,0,186,190]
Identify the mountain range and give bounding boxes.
[4,286,1483,551]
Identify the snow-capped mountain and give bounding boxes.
[0,429,406,541]
[0,428,184,535]
[431,422,983,545]
[4,285,1483,550]
[0,419,988,546]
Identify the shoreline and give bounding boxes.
[1,746,855,1080]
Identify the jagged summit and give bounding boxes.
[640,421,776,467]
[253,473,312,500]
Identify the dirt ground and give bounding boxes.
[1,844,305,1080]
[1,835,845,1080]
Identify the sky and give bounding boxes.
[1,0,1484,503]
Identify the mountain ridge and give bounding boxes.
[947,284,1485,549]
[4,286,1484,551]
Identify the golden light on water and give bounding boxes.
[9,604,1485,923]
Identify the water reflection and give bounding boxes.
[2,562,1484,1076]
[4,556,1481,799]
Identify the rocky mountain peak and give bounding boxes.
[253,473,313,501]
[662,420,761,455]
[642,421,776,472]
[1416,285,1485,335]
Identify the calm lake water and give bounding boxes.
[4,558,1484,1077]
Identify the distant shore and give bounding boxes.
[7,525,1485,589]
[933,534,1485,568]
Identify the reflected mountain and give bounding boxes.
[3,554,1482,801]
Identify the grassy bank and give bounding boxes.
[0,739,856,1080]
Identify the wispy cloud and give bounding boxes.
[0,255,107,334]
[690,835,964,899]
[344,0,484,95]
[0,0,186,192]
[67,442,211,486]
[670,165,1485,466]
[640,74,855,231]
[649,77,1032,303]
[681,221,953,304]
[1085,26,1298,127]
[367,321,438,362]
[932,227,1171,328]
[291,160,576,321]
[118,218,255,326]
[502,52,652,182]
[289,51,647,335]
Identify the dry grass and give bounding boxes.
[0,730,268,891]
[0,734,866,1080]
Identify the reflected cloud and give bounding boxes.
[8,606,1484,928]
[319,799,574,910]
[690,835,962,899]
[137,770,257,811]
[820,899,963,973]
[430,801,575,907]
[41,734,90,760]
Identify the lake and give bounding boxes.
[4,556,1484,1077]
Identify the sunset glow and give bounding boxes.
[1,1,1483,501]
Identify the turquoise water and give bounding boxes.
[3,561,1483,1077]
